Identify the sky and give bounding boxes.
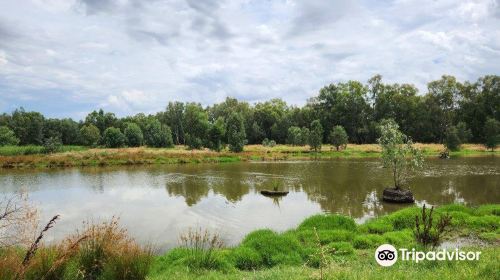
[0,0,499,119]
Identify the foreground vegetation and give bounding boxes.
[1,202,499,279]
[0,143,497,169]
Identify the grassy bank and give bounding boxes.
[149,204,500,279]
[0,143,497,169]
[1,204,498,279]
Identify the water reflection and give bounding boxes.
[0,157,498,251]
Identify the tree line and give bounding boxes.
[0,75,498,151]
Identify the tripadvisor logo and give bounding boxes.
[375,244,481,267]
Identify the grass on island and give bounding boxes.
[1,204,498,279]
[0,143,498,169]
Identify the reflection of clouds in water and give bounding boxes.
[0,158,498,251]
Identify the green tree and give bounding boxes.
[207,118,225,152]
[42,136,62,154]
[226,112,246,152]
[330,125,348,151]
[80,124,101,146]
[484,118,499,151]
[102,127,126,148]
[300,127,310,146]
[124,123,144,147]
[85,109,118,134]
[163,102,185,145]
[378,120,423,189]
[183,103,209,149]
[309,120,323,152]
[0,126,19,146]
[10,108,45,145]
[144,119,173,148]
[287,126,302,146]
[456,122,472,143]
[444,126,461,151]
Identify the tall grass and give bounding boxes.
[0,145,87,156]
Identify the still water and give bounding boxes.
[0,157,498,251]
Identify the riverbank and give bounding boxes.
[1,203,498,279]
[0,144,497,169]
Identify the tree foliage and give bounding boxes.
[309,120,323,152]
[0,75,498,149]
[124,123,144,147]
[102,127,126,148]
[329,125,348,151]
[378,120,423,189]
[144,119,173,148]
[444,126,461,151]
[0,126,19,146]
[226,112,246,152]
[484,118,499,151]
[80,124,100,147]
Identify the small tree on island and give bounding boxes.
[378,120,423,190]
[329,125,348,151]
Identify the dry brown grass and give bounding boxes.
[0,144,497,169]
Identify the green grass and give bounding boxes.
[149,203,499,279]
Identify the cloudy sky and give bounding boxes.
[0,0,499,119]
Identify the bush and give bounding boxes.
[102,127,126,148]
[240,229,303,267]
[230,247,262,270]
[308,120,323,152]
[0,126,19,146]
[178,227,226,271]
[124,123,144,147]
[329,125,348,151]
[144,120,173,148]
[465,215,499,231]
[42,137,62,154]
[298,214,356,232]
[352,234,385,249]
[387,207,422,230]
[226,112,246,152]
[80,124,100,147]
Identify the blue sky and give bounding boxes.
[0,0,499,120]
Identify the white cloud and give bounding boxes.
[0,0,499,118]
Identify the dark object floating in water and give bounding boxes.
[439,150,450,159]
[260,190,289,196]
[382,188,414,203]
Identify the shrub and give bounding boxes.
[0,126,19,146]
[298,214,356,232]
[72,217,152,280]
[329,125,348,151]
[144,120,173,148]
[124,123,144,147]
[102,127,126,148]
[226,112,246,152]
[178,227,226,271]
[230,247,262,270]
[414,205,452,248]
[352,234,385,249]
[80,124,100,147]
[42,137,62,154]
[240,229,303,267]
[483,117,499,151]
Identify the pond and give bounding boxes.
[0,157,498,251]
